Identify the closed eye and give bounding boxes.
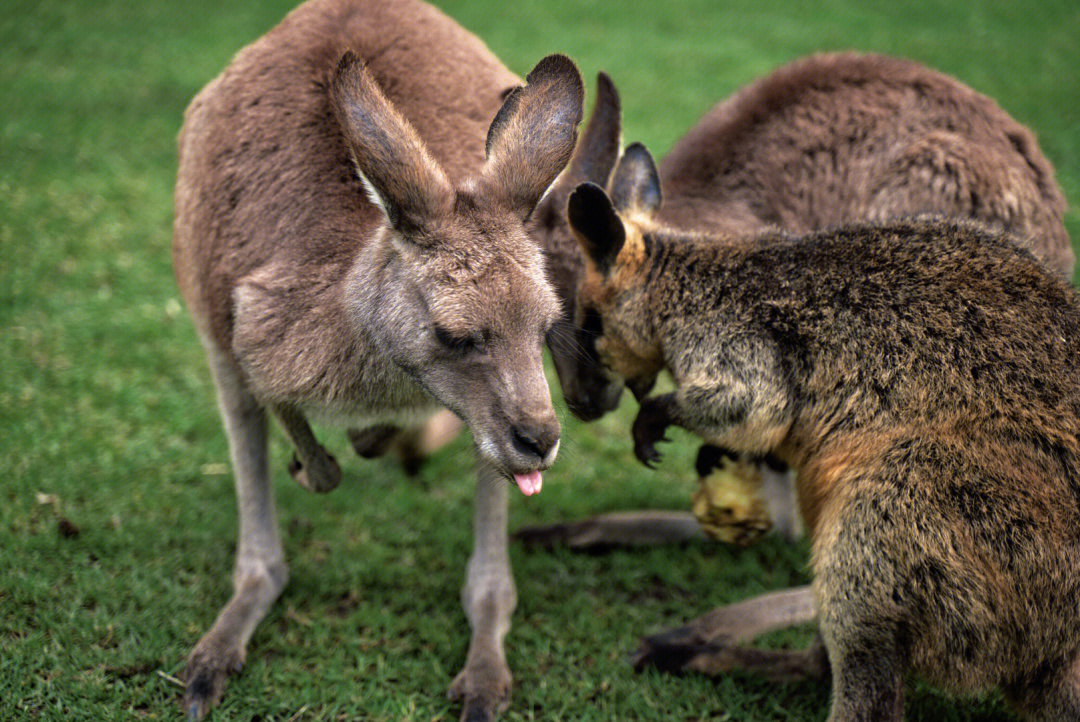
[434,325,487,355]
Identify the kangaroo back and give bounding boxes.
[658,52,1072,276]
[173,0,520,351]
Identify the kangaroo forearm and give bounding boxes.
[631,387,773,468]
[676,385,751,434]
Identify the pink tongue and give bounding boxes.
[513,470,543,496]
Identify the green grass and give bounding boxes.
[2,0,1078,719]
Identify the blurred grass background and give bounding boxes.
[2,0,1077,719]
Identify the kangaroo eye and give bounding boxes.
[434,326,486,355]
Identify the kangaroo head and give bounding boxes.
[525,73,625,420]
[331,53,584,494]
[564,142,665,419]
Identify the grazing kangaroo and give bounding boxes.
[519,51,1073,548]
[564,152,1080,720]
[172,0,584,718]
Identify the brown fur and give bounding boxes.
[569,160,1080,719]
[549,52,1072,421]
[531,72,623,317]
[659,52,1072,276]
[174,0,521,351]
[172,1,583,718]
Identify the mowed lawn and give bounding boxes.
[3,0,1078,719]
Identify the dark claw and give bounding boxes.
[635,442,661,468]
[182,671,218,721]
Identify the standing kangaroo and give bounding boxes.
[564,153,1080,720]
[520,52,1072,545]
[172,0,583,718]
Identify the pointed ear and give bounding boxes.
[609,142,661,216]
[563,71,622,186]
[479,54,585,219]
[330,52,453,236]
[567,182,625,274]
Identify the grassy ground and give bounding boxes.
[2,0,1078,719]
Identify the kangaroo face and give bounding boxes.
[531,189,629,421]
[374,208,563,484]
[574,245,662,405]
[331,53,584,491]
[561,143,665,419]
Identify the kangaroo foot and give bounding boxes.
[182,639,245,720]
[634,630,828,682]
[448,653,512,722]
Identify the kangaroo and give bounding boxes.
[519,52,1072,548]
[172,0,584,718]
[564,149,1080,720]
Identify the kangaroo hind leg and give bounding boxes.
[183,343,289,720]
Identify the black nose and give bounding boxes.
[511,423,559,460]
[565,394,605,422]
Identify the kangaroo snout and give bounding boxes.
[511,418,561,463]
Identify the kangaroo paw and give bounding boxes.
[287,449,341,492]
[182,642,244,720]
[632,395,675,468]
[448,658,512,722]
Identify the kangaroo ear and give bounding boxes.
[330,52,453,236]
[609,142,661,216]
[567,182,625,274]
[563,71,622,187]
[479,54,585,219]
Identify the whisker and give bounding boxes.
[546,319,588,358]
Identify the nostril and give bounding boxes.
[511,424,558,460]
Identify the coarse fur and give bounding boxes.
[567,162,1080,719]
[172,0,584,719]
[519,52,1072,581]
[661,52,1071,273]
[379,54,1074,468]
[545,51,1072,422]
[519,54,1073,685]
